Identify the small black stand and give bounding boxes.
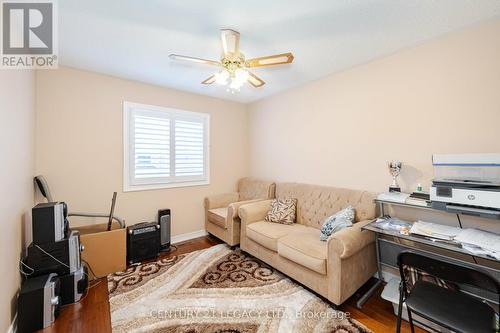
[389,186,401,193]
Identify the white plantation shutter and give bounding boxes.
[175,120,204,177]
[124,102,209,191]
[134,114,170,180]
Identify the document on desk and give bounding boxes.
[410,221,462,240]
[377,192,410,203]
[455,228,500,254]
[461,244,500,260]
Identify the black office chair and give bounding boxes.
[396,251,499,333]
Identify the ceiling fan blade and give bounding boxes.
[245,52,294,67]
[220,29,240,57]
[247,72,265,87]
[201,75,216,85]
[169,54,220,66]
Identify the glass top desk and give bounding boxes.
[357,199,500,309]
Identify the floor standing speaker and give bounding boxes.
[158,209,171,251]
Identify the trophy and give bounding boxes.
[388,161,402,192]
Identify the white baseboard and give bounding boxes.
[7,313,17,333]
[171,229,208,244]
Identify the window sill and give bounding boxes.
[123,180,210,192]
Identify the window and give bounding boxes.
[123,102,209,191]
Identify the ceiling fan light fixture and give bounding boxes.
[230,80,242,90]
[228,78,244,94]
[234,68,249,82]
[170,29,294,93]
[214,70,229,85]
[226,69,249,92]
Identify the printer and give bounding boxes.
[430,153,500,219]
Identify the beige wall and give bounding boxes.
[35,67,248,236]
[248,19,500,194]
[0,71,35,332]
[248,19,500,231]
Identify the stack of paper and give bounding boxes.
[410,221,462,240]
[461,244,500,260]
[377,192,410,203]
[455,228,500,254]
[407,221,500,260]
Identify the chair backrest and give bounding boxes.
[238,178,275,201]
[398,251,500,296]
[275,182,376,229]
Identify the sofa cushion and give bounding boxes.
[246,221,306,252]
[278,228,328,275]
[207,207,228,229]
[265,198,297,225]
[319,205,355,241]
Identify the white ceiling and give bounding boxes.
[59,0,500,103]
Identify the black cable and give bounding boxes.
[82,259,101,280]
[471,255,479,264]
[456,213,463,229]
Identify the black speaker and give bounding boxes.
[32,202,69,244]
[17,273,61,333]
[25,230,82,277]
[158,209,171,251]
[59,263,88,305]
[127,222,160,264]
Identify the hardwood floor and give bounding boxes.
[342,282,424,333]
[39,235,423,333]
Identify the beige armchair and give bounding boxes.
[204,178,275,246]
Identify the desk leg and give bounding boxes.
[356,278,383,309]
[356,232,384,309]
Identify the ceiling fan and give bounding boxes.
[169,29,294,92]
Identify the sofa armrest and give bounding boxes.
[238,199,272,225]
[204,192,239,210]
[327,219,375,259]
[228,199,264,219]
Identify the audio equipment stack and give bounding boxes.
[18,202,89,332]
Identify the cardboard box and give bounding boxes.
[74,222,126,278]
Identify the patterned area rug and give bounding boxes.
[108,244,371,333]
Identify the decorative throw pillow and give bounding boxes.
[265,198,297,225]
[319,205,355,241]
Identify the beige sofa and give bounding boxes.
[204,178,275,246]
[239,182,377,305]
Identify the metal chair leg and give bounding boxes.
[396,282,404,333]
[407,308,415,333]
